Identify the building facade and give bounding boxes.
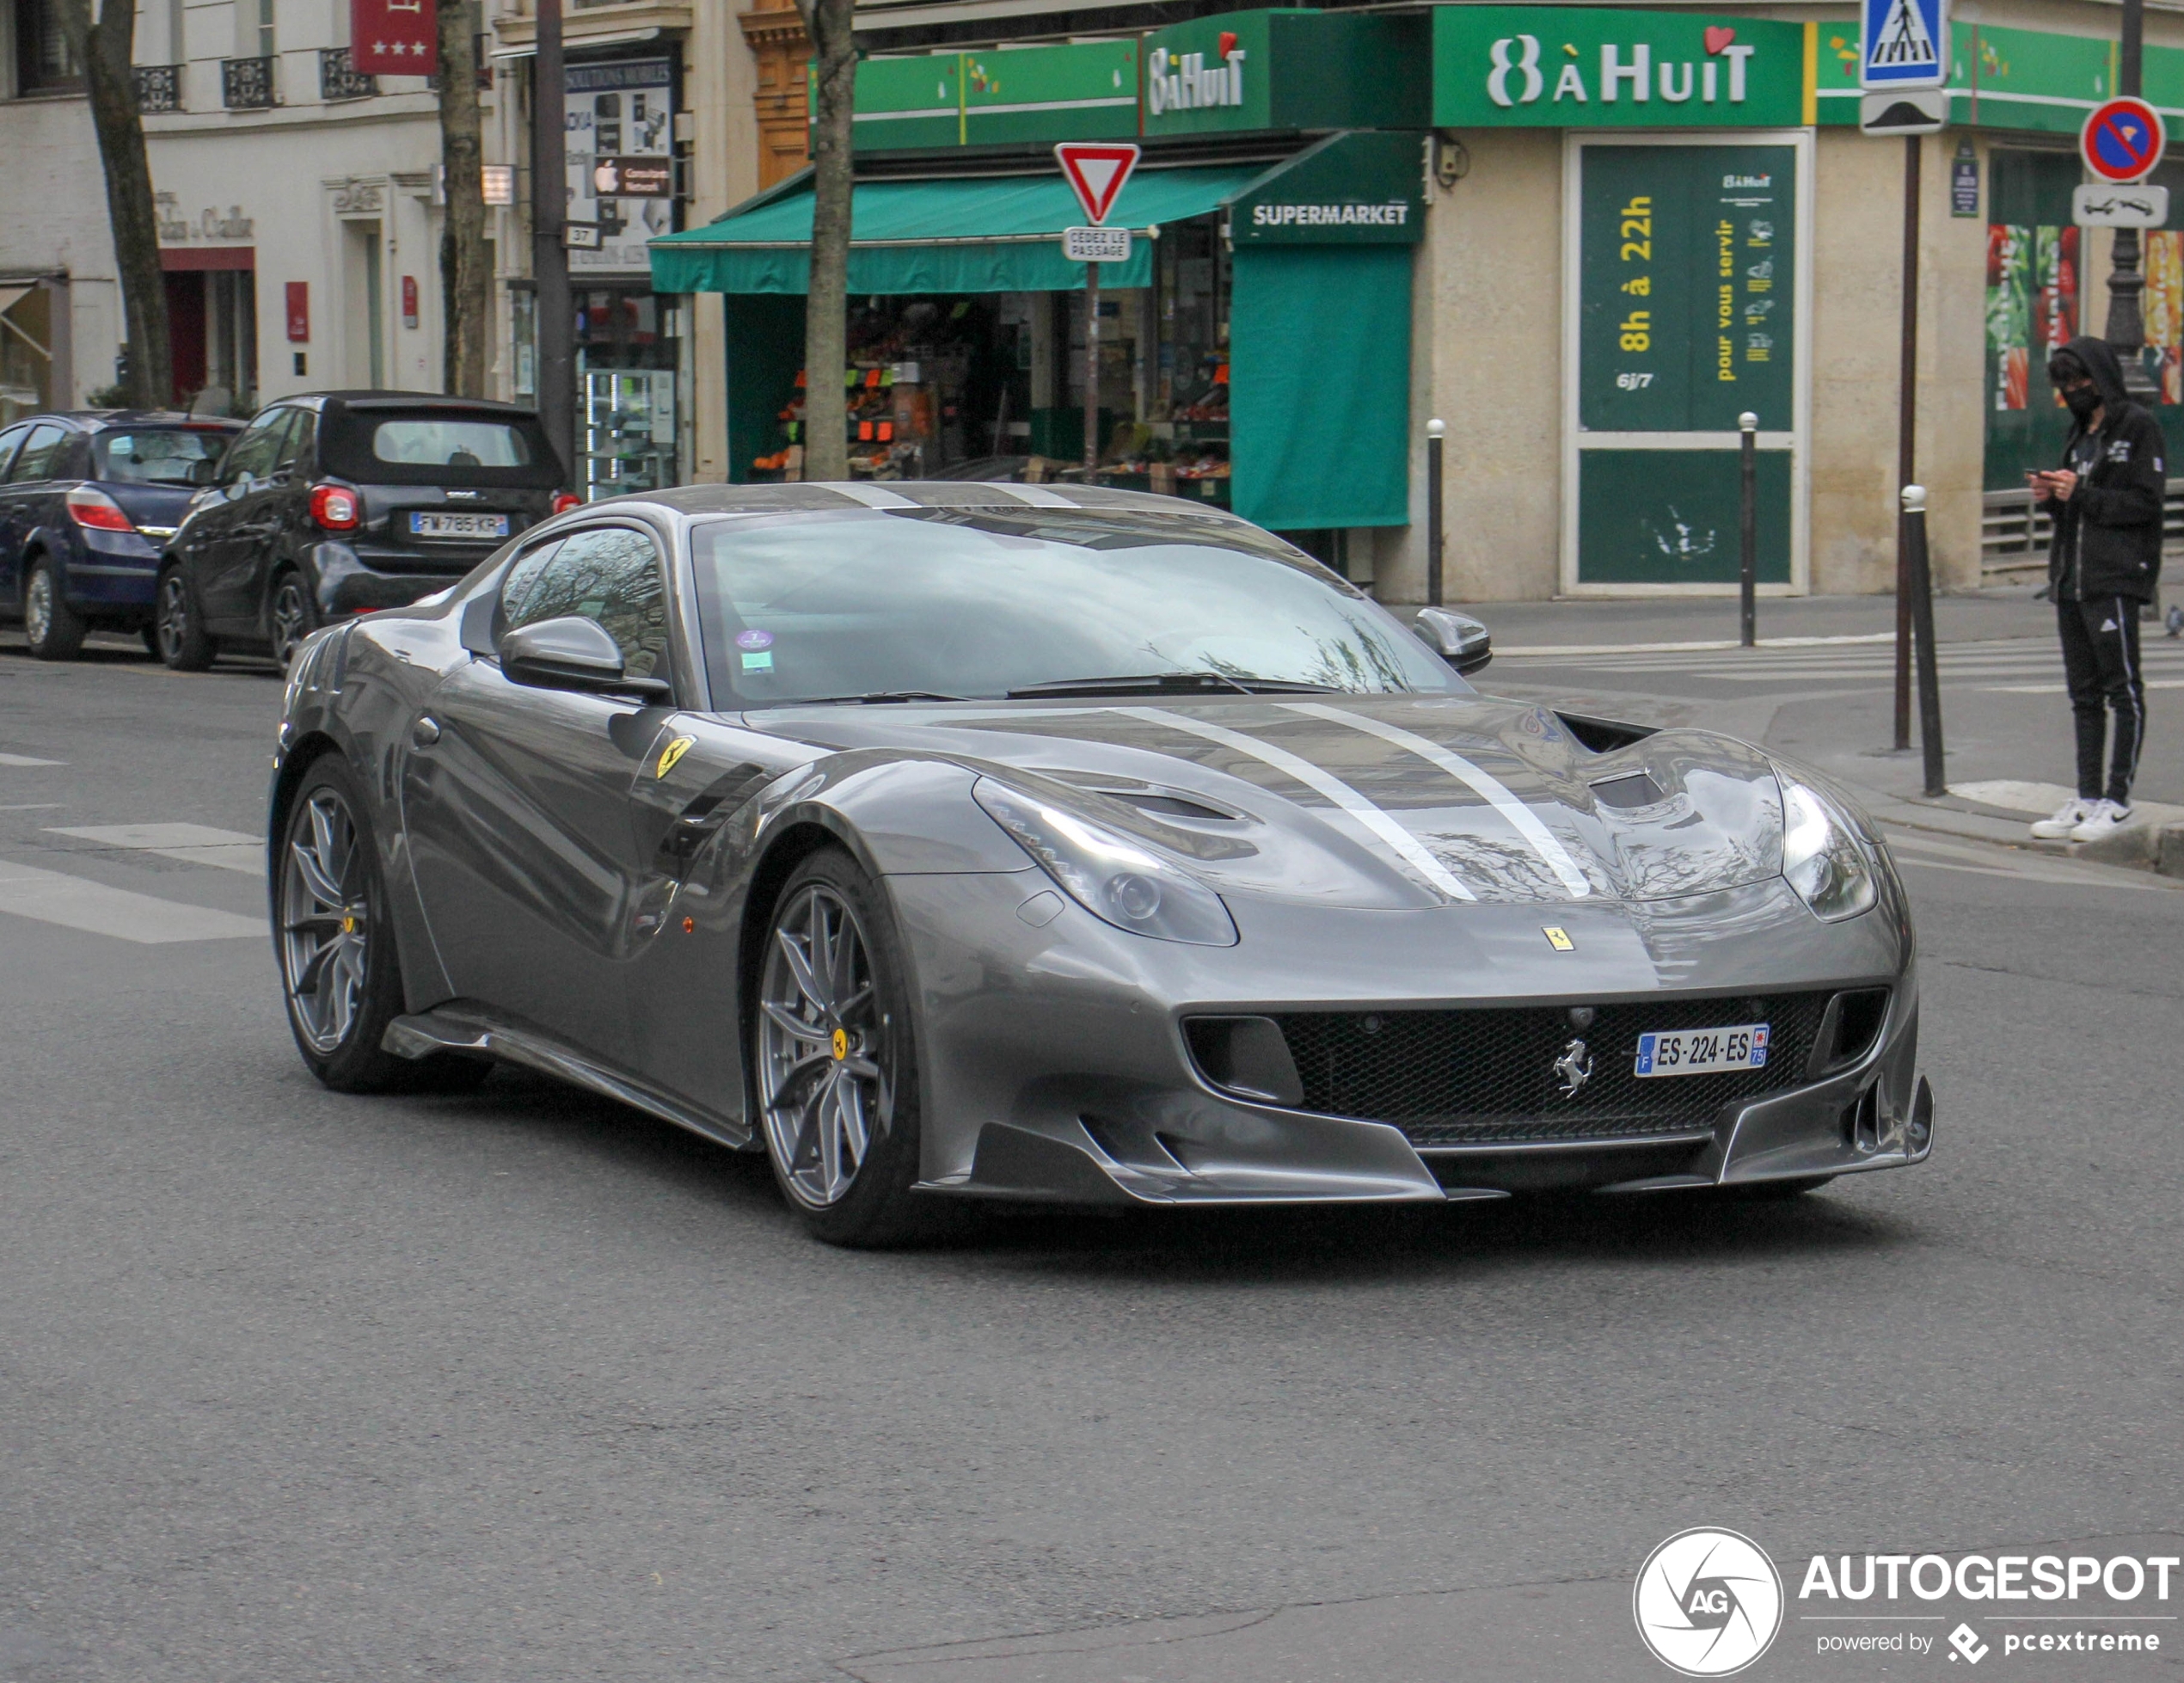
[653,0,2184,602]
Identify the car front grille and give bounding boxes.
[1253,992,1835,1148]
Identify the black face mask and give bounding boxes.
[2062,383,2103,421]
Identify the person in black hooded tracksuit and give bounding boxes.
[2025,335,2166,842]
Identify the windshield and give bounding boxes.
[687,508,1464,707]
[95,427,232,485]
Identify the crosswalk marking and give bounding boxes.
[0,859,264,943]
[45,823,263,875]
[1495,637,2184,692]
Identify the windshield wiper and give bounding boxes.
[1006,673,1340,699]
[784,689,976,706]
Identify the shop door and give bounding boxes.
[1564,134,1809,593]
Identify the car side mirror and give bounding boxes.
[1414,607,1492,676]
[500,615,672,701]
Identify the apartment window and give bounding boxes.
[242,0,273,58]
[13,0,83,95]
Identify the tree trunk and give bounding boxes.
[795,0,855,481]
[56,0,172,408]
[437,0,490,397]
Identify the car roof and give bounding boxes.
[3,410,242,432]
[279,391,543,418]
[623,481,1261,526]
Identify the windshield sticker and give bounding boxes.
[734,629,774,650]
[741,650,775,672]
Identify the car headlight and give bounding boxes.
[972,778,1238,946]
[1779,780,1878,921]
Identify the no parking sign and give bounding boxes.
[2081,96,2167,185]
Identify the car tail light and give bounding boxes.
[64,486,135,531]
[310,484,361,531]
[551,492,584,515]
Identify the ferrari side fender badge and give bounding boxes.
[1543,925,1574,951]
[656,734,696,778]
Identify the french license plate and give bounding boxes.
[1634,1022,1770,1078]
[409,511,509,539]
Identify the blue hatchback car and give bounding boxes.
[0,411,244,660]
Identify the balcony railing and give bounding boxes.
[318,46,377,101]
[132,63,182,113]
[220,54,278,108]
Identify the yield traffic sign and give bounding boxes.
[1054,143,1140,226]
[2082,96,2166,185]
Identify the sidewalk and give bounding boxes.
[1448,586,2055,653]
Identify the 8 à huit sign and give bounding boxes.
[1436,7,1807,129]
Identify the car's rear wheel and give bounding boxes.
[156,567,217,672]
[754,850,936,1246]
[268,569,316,667]
[23,559,85,660]
[278,755,486,1095]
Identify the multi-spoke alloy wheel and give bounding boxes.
[24,568,52,647]
[269,574,314,666]
[758,881,892,1209]
[280,785,371,1056]
[156,568,215,670]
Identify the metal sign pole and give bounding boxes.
[1893,132,1921,752]
[1083,265,1100,473]
[532,0,574,489]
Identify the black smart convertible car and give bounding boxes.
[156,392,576,670]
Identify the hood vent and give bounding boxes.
[1590,771,1667,809]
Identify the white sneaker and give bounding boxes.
[2070,799,2134,843]
[2029,797,2093,839]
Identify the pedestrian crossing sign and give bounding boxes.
[1861,0,1947,89]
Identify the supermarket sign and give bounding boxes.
[1228,130,1426,245]
[1434,6,1807,128]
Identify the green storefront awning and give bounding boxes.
[650,164,1267,295]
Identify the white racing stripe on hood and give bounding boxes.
[1117,706,1476,902]
[1279,702,1593,899]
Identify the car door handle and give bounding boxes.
[411,716,441,749]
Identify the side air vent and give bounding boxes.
[1556,711,1659,753]
[1183,1015,1305,1107]
[1809,987,1891,1076]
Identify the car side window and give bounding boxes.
[273,408,316,474]
[221,413,291,485]
[499,525,669,679]
[0,424,29,479]
[6,424,68,483]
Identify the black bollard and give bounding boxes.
[1901,484,1947,798]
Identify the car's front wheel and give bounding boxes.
[278,755,486,1095]
[155,566,217,672]
[754,849,936,1246]
[23,559,85,660]
[268,569,316,667]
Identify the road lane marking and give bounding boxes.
[1118,706,1477,902]
[1279,701,1592,898]
[0,752,65,766]
[44,822,263,875]
[0,860,264,942]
